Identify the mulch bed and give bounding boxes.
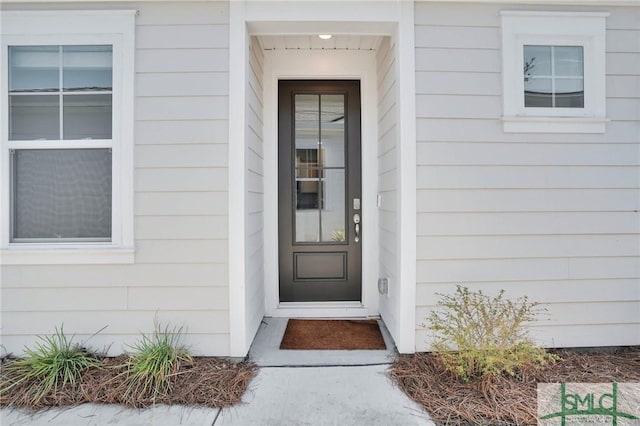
[390,347,640,426]
[0,356,257,410]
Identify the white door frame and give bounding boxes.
[228,0,416,356]
[263,49,379,319]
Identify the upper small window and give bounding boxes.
[501,11,608,133]
[523,45,584,109]
[9,45,113,141]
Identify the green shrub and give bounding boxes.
[428,285,556,381]
[121,323,193,402]
[1,325,102,404]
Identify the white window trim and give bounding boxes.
[0,10,136,264]
[501,11,609,133]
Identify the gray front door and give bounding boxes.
[278,80,362,302]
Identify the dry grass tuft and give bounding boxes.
[389,347,640,426]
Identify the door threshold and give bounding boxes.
[271,301,372,318]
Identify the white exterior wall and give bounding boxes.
[245,35,266,346]
[376,36,401,341]
[2,0,637,357]
[0,1,231,356]
[414,3,640,351]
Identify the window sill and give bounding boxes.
[502,116,608,134]
[0,246,135,265]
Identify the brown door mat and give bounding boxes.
[279,319,387,350]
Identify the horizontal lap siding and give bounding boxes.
[0,2,231,356]
[414,3,640,351]
[245,36,266,348]
[376,37,400,339]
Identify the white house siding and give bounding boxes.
[0,1,231,356]
[245,36,266,347]
[376,36,401,341]
[414,3,640,351]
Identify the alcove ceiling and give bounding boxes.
[257,35,384,51]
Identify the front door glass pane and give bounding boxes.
[293,93,347,243]
[295,94,320,242]
[321,169,345,242]
[320,94,345,167]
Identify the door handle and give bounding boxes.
[353,213,361,243]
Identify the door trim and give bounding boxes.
[264,49,379,318]
[278,80,362,303]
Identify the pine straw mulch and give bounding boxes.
[0,356,257,410]
[389,347,640,426]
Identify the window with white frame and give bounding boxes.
[9,45,113,242]
[524,45,584,108]
[1,11,135,264]
[501,11,609,133]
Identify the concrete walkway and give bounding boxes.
[216,364,432,426]
[1,365,432,426]
[1,319,435,426]
[1,404,219,425]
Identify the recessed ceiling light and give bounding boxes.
[318,34,333,40]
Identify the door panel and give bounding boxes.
[279,80,362,302]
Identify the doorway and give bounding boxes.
[278,80,362,302]
[229,4,417,356]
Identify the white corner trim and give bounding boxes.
[395,0,417,354]
[228,0,248,358]
[1,247,134,265]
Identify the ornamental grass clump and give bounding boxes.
[428,285,557,382]
[120,323,193,404]
[0,325,102,407]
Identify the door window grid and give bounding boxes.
[296,148,321,210]
[294,93,346,243]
